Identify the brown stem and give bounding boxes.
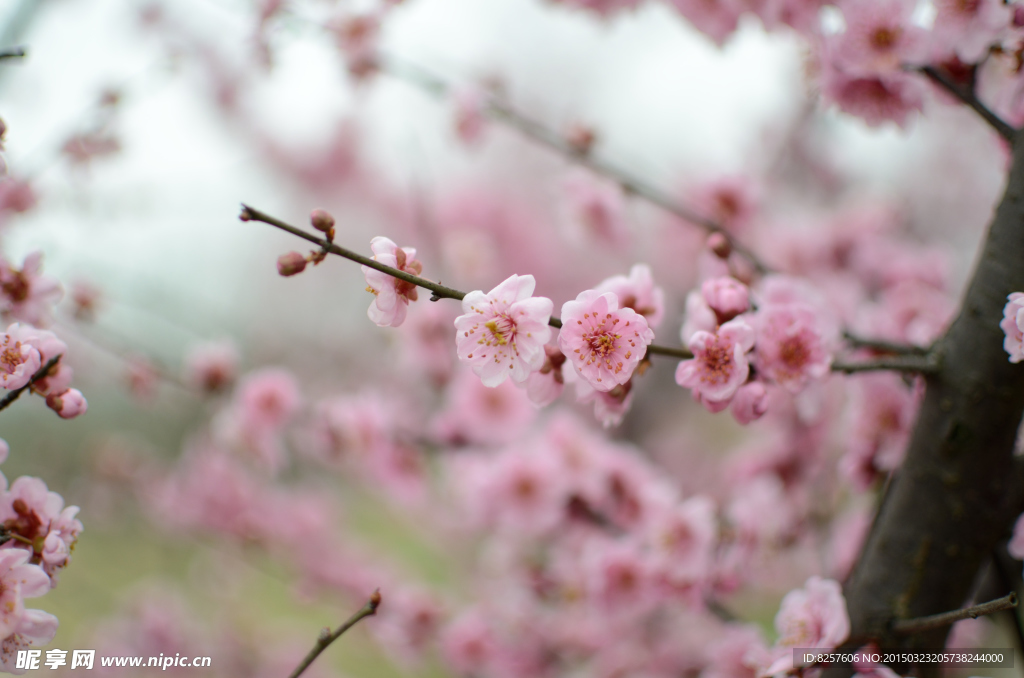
[0,355,61,413]
[891,592,1017,635]
[378,55,771,275]
[287,590,381,678]
[919,65,1016,142]
[829,129,1024,678]
[842,332,929,356]
[831,355,939,374]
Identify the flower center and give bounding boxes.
[870,26,899,50]
[699,340,734,385]
[1,272,28,303]
[0,340,25,376]
[779,336,810,370]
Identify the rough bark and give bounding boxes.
[832,132,1024,672]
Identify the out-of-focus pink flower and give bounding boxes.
[559,290,654,392]
[69,279,102,322]
[0,324,41,390]
[399,303,458,386]
[828,505,872,580]
[753,304,833,394]
[820,68,924,129]
[583,538,657,615]
[524,344,567,407]
[62,131,121,167]
[330,13,379,78]
[454,274,553,387]
[830,0,926,75]
[932,0,1011,63]
[595,264,665,330]
[362,237,422,328]
[440,611,500,676]
[0,608,58,673]
[550,0,642,19]
[453,86,487,145]
[647,495,717,589]
[1001,292,1024,362]
[687,175,760,233]
[562,172,630,248]
[702,277,750,323]
[566,367,635,427]
[477,448,567,535]
[727,474,796,546]
[840,373,917,491]
[126,357,159,401]
[675,318,755,409]
[0,253,62,327]
[766,577,849,674]
[0,177,37,223]
[682,290,719,342]
[45,388,87,419]
[235,368,301,432]
[184,339,239,393]
[730,381,768,424]
[701,623,770,678]
[665,0,745,45]
[434,369,537,446]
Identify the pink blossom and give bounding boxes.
[595,264,665,330]
[830,0,926,75]
[330,13,379,78]
[702,277,750,323]
[235,368,301,432]
[933,0,1011,63]
[840,373,917,491]
[675,318,755,408]
[277,251,307,277]
[559,290,655,392]
[768,577,849,673]
[125,357,159,401]
[454,274,553,387]
[45,388,87,419]
[687,175,760,233]
[550,0,642,18]
[665,0,745,46]
[681,290,719,342]
[820,68,924,129]
[727,474,796,546]
[1001,292,1024,362]
[647,495,717,589]
[453,86,487,145]
[434,370,537,446]
[0,608,58,674]
[399,303,458,386]
[730,381,768,425]
[69,279,101,321]
[701,624,770,678]
[184,339,239,393]
[0,476,83,581]
[0,324,40,390]
[440,611,500,676]
[568,370,635,428]
[753,304,833,394]
[0,253,62,327]
[524,344,567,407]
[1009,513,1024,559]
[0,549,51,641]
[478,448,566,535]
[582,538,657,615]
[362,237,422,328]
[828,506,872,580]
[561,172,629,248]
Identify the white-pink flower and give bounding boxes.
[753,304,833,394]
[454,274,553,387]
[559,290,654,392]
[0,253,62,327]
[675,318,755,408]
[362,237,422,328]
[766,576,850,674]
[702,276,750,322]
[0,324,41,391]
[831,0,926,75]
[1001,292,1024,362]
[595,264,665,330]
[0,550,51,639]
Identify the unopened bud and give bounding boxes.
[277,251,307,276]
[707,232,731,259]
[46,388,88,419]
[566,123,596,155]
[310,208,335,233]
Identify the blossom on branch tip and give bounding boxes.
[45,389,87,419]
[559,290,655,392]
[362,237,422,328]
[1001,292,1024,362]
[0,324,41,391]
[276,251,307,277]
[454,274,553,387]
[766,576,849,674]
[675,318,754,409]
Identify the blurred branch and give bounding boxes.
[842,332,929,356]
[0,46,25,60]
[0,354,60,413]
[288,590,381,678]
[832,355,940,374]
[891,592,1017,635]
[378,55,772,275]
[919,65,1016,142]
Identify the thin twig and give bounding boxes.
[842,331,929,356]
[0,355,61,413]
[991,549,1024,655]
[0,46,25,60]
[378,55,771,275]
[891,592,1018,635]
[919,65,1016,142]
[287,590,381,678]
[832,355,939,374]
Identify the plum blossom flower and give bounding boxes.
[0,476,83,581]
[184,339,239,393]
[1001,292,1024,362]
[0,608,58,674]
[0,253,62,327]
[362,237,422,328]
[434,370,537,446]
[730,381,768,424]
[564,366,635,427]
[0,324,40,390]
[831,0,926,75]
[702,276,750,323]
[675,318,755,409]
[753,304,833,394]
[454,274,553,387]
[45,388,87,419]
[666,0,745,46]
[840,373,917,491]
[595,264,665,330]
[820,68,924,129]
[766,577,850,674]
[933,0,1011,63]
[559,290,655,392]
[561,172,629,247]
[0,549,51,639]
[524,344,566,407]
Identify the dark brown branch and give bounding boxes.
[891,592,1017,635]
[832,355,939,374]
[378,55,771,275]
[0,355,60,413]
[842,332,929,356]
[0,46,25,60]
[920,65,1016,142]
[287,590,381,678]
[829,128,1024,678]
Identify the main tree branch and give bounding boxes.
[828,127,1024,678]
[379,55,771,275]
